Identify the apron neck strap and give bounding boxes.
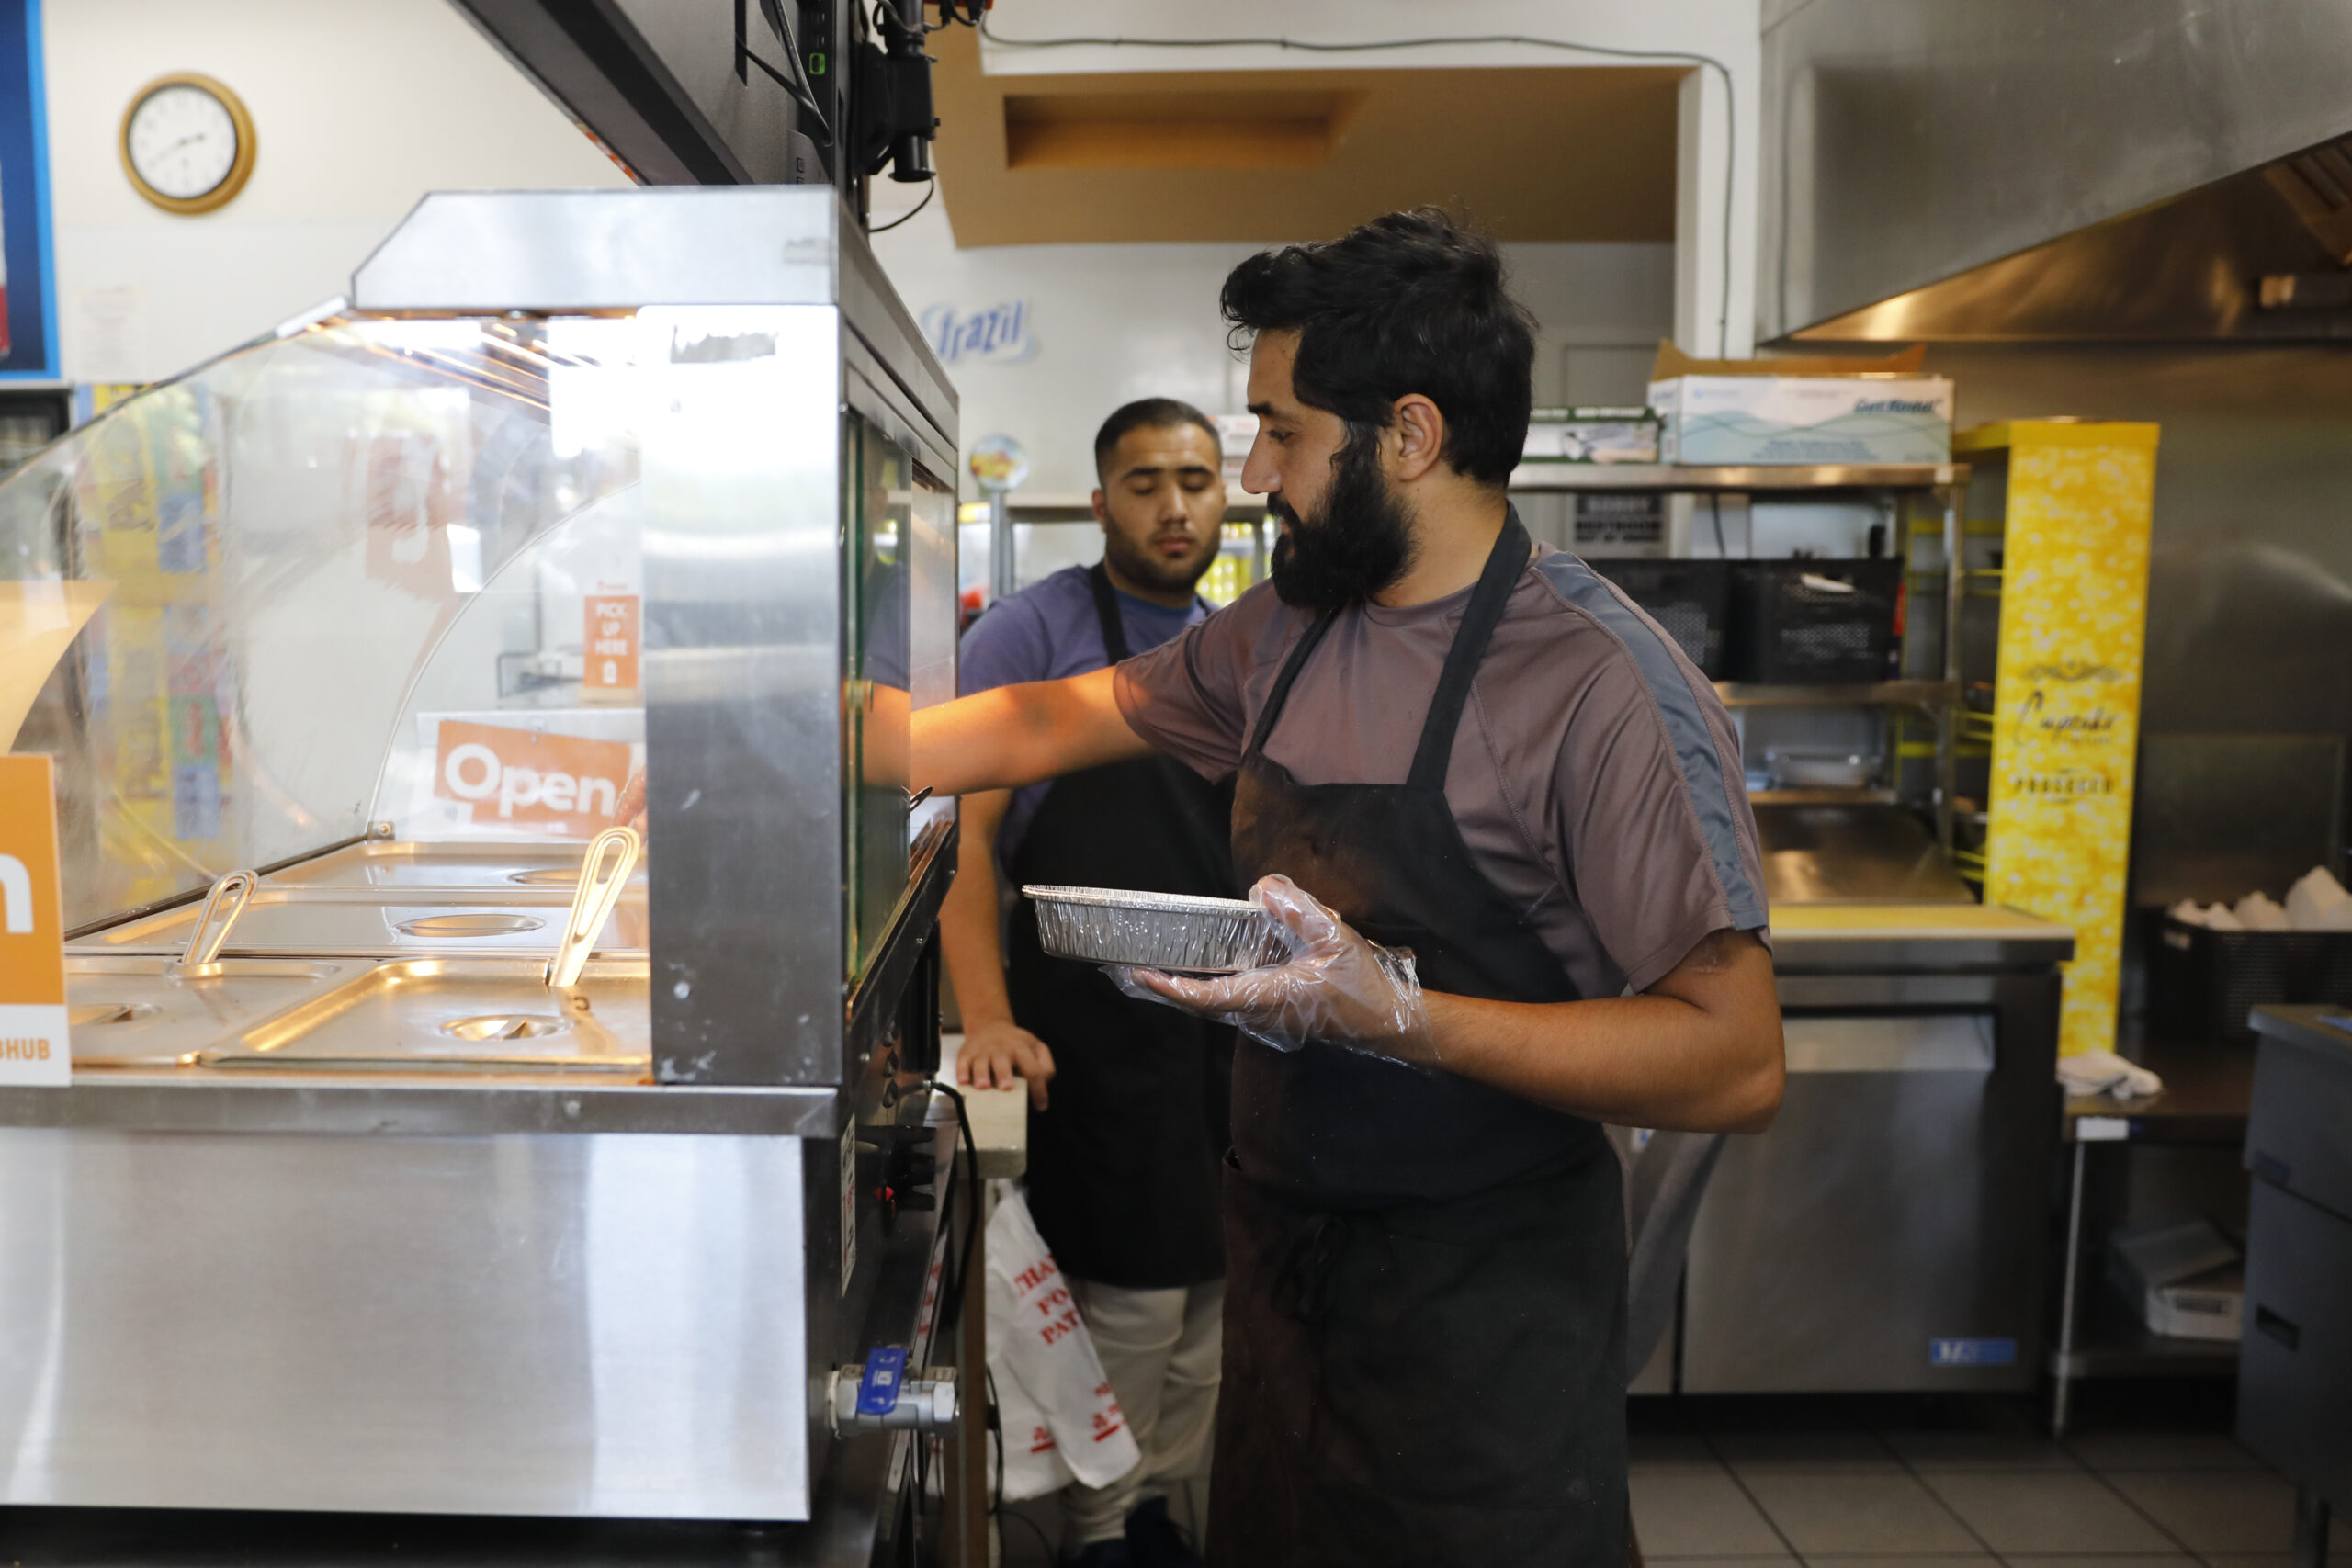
[1244,607,1340,759]
[1406,510,1531,793]
[1084,562,1133,664]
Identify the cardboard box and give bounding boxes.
[2140,1267,2245,1343]
[1645,341,1952,466]
[2107,1213,2245,1344]
[1523,406,1659,465]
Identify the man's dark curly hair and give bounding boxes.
[1219,208,1536,487]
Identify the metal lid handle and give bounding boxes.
[179,871,257,970]
[545,827,640,990]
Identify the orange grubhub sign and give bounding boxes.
[0,755,70,1085]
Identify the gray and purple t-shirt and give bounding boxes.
[1114,543,1769,996]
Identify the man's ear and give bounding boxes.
[1091,488,1109,525]
[1390,394,1446,482]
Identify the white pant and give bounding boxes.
[1063,1277,1224,1548]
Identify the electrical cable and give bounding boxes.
[755,0,834,142]
[741,47,834,141]
[923,1078,983,1357]
[869,178,936,232]
[985,1364,1063,1563]
[989,1368,1060,1568]
[976,18,1740,358]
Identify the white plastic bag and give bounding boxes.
[985,1185,1140,1496]
[986,1260,1075,1501]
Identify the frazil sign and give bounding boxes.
[0,755,70,1085]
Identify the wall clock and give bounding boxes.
[120,73,257,215]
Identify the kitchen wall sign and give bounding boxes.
[920,299,1036,367]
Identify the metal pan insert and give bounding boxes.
[192,957,650,1076]
[63,955,360,1068]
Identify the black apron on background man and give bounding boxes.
[1211,517,1628,1566]
[1007,565,1239,1289]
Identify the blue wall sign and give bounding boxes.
[921,299,1036,367]
[0,0,56,379]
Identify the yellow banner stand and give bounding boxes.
[1955,421,2159,1059]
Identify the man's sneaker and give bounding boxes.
[1125,1496,1204,1568]
[1065,1537,1130,1567]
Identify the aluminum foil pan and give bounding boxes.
[1024,885,1290,975]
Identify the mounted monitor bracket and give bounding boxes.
[448,0,944,219]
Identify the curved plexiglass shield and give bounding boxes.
[5,306,949,1004]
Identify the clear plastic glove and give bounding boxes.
[1109,874,1437,1062]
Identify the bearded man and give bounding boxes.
[919,214,1784,1567]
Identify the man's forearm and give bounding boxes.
[938,805,1014,1029]
[1419,937,1783,1132]
[931,799,1015,1029]
[912,667,1150,798]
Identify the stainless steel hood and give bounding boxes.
[1759,0,2352,342]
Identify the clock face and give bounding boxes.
[126,83,241,202]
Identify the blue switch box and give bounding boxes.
[857,1347,907,1416]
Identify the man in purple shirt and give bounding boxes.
[943,399,1238,1568]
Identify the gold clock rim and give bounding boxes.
[119,73,258,217]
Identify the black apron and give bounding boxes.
[1005,566,1239,1289]
[1210,515,1628,1567]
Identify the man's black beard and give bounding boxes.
[1268,431,1418,612]
[1102,524,1217,596]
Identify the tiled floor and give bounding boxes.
[1632,1410,2340,1568]
[1001,1400,2338,1567]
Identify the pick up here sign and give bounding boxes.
[0,754,69,1085]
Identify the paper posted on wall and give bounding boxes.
[985,1184,1140,1500]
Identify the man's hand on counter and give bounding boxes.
[956,1019,1057,1111]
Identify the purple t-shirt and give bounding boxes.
[959,566,1208,857]
[1114,544,1769,996]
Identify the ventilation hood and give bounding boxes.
[1759,0,2352,342]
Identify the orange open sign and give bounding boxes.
[432,719,631,835]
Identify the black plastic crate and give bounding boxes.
[1729,558,1903,683]
[2148,914,2352,1043]
[1589,558,1732,678]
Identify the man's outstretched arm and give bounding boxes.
[615,667,1145,832]
[912,666,1151,799]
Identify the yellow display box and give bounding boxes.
[1954,421,2158,1059]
